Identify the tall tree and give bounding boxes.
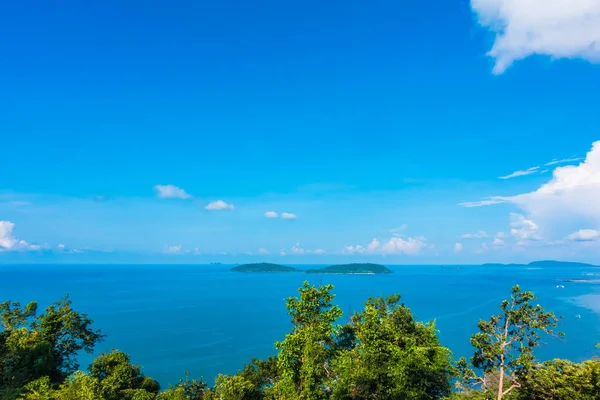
[270,281,343,400]
[457,285,561,400]
[330,295,453,399]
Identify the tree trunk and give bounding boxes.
[497,366,504,400]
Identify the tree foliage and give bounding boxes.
[2,283,595,400]
[456,285,561,400]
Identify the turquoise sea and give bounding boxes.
[1,264,600,387]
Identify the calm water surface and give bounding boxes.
[1,264,599,386]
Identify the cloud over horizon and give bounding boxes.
[154,184,192,199]
[471,0,600,73]
[345,236,426,256]
[0,221,42,252]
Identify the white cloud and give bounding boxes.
[205,200,234,211]
[455,243,463,252]
[258,247,270,254]
[0,221,42,252]
[281,212,297,220]
[545,157,584,166]
[57,244,66,250]
[458,198,506,207]
[264,211,278,218]
[499,166,540,180]
[390,224,408,233]
[510,213,541,242]
[289,243,326,255]
[471,0,600,74]
[0,221,17,250]
[460,231,488,239]
[344,245,366,254]
[346,236,426,256]
[492,237,505,246]
[460,141,600,239]
[166,245,182,254]
[567,229,599,242]
[154,184,192,199]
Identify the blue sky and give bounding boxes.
[1,0,600,264]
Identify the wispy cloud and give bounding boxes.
[454,243,463,252]
[166,245,182,254]
[471,0,600,74]
[499,166,540,180]
[458,198,507,208]
[204,200,234,211]
[288,243,326,255]
[545,157,584,166]
[154,184,192,199]
[281,212,297,220]
[460,231,488,239]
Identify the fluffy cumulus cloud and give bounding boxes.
[510,213,541,243]
[204,200,234,211]
[345,236,426,256]
[471,0,600,73]
[154,184,192,199]
[0,221,42,252]
[567,229,599,242]
[264,211,278,218]
[461,141,600,242]
[281,212,297,220]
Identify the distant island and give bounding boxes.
[231,262,392,274]
[231,262,300,273]
[306,263,392,274]
[483,260,599,268]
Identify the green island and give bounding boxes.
[231,262,300,273]
[483,260,599,268]
[2,282,598,400]
[305,263,392,274]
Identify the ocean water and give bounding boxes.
[1,264,600,387]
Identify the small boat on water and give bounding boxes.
[576,315,582,319]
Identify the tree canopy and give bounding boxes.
[2,282,597,400]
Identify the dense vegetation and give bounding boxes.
[305,263,392,274]
[232,263,392,274]
[231,263,300,273]
[2,283,598,399]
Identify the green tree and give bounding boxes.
[457,285,561,400]
[270,281,343,400]
[213,374,256,400]
[0,296,104,397]
[330,294,453,399]
[516,358,600,399]
[158,373,209,400]
[89,349,160,400]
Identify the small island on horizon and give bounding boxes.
[306,263,392,274]
[231,262,300,273]
[483,260,599,268]
[231,262,393,274]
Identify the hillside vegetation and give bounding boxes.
[1,283,598,400]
